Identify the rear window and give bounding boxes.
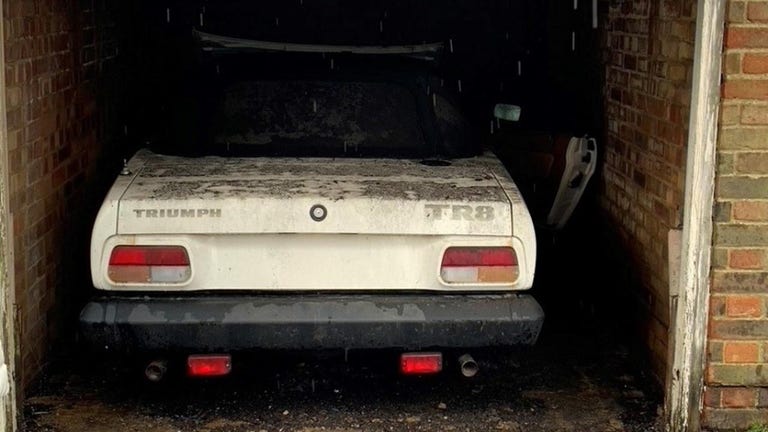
[151,54,478,159]
[210,80,427,158]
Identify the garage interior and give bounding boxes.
[0,0,699,430]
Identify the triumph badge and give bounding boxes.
[310,204,327,222]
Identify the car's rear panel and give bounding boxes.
[83,149,543,352]
[91,150,536,292]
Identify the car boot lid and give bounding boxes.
[115,149,517,236]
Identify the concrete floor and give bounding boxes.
[21,325,662,432]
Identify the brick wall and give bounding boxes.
[600,0,696,383]
[705,0,768,429]
[3,0,118,390]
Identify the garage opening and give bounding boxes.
[0,0,704,430]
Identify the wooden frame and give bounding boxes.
[666,0,726,430]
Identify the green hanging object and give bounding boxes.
[493,104,521,122]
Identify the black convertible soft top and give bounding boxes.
[151,34,474,159]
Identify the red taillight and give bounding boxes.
[108,246,190,284]
[109,246,190,266]
[400,352,443,375]
[441,247,517,267]
[187,354,232,377]
[440,247,519,284]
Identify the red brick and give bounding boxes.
[723,80,768,100]
[721,387,758,407]
[733,201,768,221]
[729,249,766,269]
[720,316,768,341]
[711,341,726,363]
[707,363,716,384]
[736,152,768,173]
[721,105,741,125]
[704,387,722,407]
[726,27,768,48]
[712,296,727,317]
[726,296,764,318]
[748,2,768,22]
[744,54,768,74]
[730,1,747,23]
[724,341,761,363]
[741,105,768,124]
[668,64,687,81]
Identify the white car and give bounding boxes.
[79,37,543,378]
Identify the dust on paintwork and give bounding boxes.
[122,150,511,203]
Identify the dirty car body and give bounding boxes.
[79,42,543,355]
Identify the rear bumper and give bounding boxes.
[79,293,544,352]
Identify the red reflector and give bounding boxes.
[441,247,517,267]
[109,246,190,266]
[187,354,231,377]
[400,352,443,375]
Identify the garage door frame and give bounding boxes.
[666,0,726,431]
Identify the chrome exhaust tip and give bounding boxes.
[144,360,168,382]
[458,354,479,378]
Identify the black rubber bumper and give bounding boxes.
[79,293,544,352]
